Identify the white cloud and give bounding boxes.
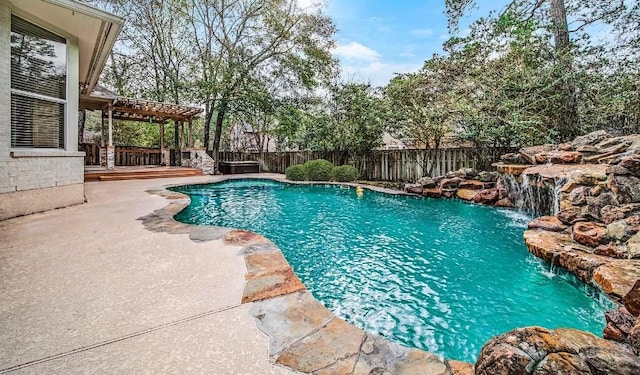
[332,42,381,62]
[333,41,421,86]
[296,0,320,10]
[410,28,434,37]
[340,61,422,87]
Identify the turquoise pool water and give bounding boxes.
[172,179,612,362]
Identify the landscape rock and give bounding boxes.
[535,151,583,164]
[586,192,619,220]
[460,167,478,179]
[609,175,640,204]
[440,177,463,189]
[472,189,499,204]
[607,164,632,175]
[458,180,484,190]
[494,197,515,208]
[605,308,636,337]
[405,183,423,194]
[478,171,499,182]
[423,188,442,198]
[576,145,600,153]
[528,216,567,232]
[607,220,631,241]
[571,130,611,149]
[628,319,640,355]
[604,322,626,342]
[568,186,589,206]
[628,232,640,259]
[593,243,627,259]
[619,155,640,176]
[445,170,466,179]
[456,188,477,201]
[593,261,640,299]
[623,280,640,316]
[442,189,457,198]
[601,204,640,224]
[500,153,526,164]
[416,176,436,188]
[475,326,640,375]
[520,144,555,164]
[557,206,589,225]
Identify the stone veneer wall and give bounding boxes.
[0,1,85,220]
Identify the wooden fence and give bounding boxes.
[218,147,511,181]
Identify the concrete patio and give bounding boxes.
[0,175,295,374]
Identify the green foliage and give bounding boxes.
[285,164,306,181]
[304,159,334,181]
[303,83,389,157]
[332,165,358,182]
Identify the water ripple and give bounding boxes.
[173,180,613,362]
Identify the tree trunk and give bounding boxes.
[204,108,213,152]
[211,101,228,172]
[549,0,579,141]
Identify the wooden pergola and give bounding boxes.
[80,87,203,169]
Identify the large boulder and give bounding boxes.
[473,189,499,204]
[607,217,640,242]
[594,243,627,259]
[416,176,436,188]
[475,326,640,375]
[571,130,611,149]
[500,153,527,164]
[619,155,640,177]
[423,188,442,198]
[478,171,499,182]
[623,280,640,316]
[568,186,590,206]
[535,151,583,164]
[440,177,463,189]
[601,204,640,224]
[404,183,423,194]
[528,216,567,232]
[458,180,485,190]
[519,144,555,164]
[557,206,590,225]
[628,232,640,259]
[456,188,477,201]
[609,175,640,204]
[571,222,609,247]
[604,307,637,342]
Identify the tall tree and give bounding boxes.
[182,0,337,166]
[445,0,627,141]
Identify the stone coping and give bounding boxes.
[139,175,471,375]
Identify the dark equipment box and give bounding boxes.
[219,161,260,174]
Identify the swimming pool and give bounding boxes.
[172,179,612,362]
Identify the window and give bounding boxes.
[10,15,67,149]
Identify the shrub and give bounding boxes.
[304,159,334,181]
[285,164,306,181]
[332,165,359,182]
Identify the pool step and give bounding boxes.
[85,167,204,182]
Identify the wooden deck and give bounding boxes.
[84,166,204,182]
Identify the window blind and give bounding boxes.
[10,15,67,149]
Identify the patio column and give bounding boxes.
[99,113,106,167]
[188,119,193,148]
[106,102,115,170]
[160,122,167,166]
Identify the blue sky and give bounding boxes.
[319,0,507,86]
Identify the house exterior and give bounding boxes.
[0,0,123,220]
[229,122,277,153]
